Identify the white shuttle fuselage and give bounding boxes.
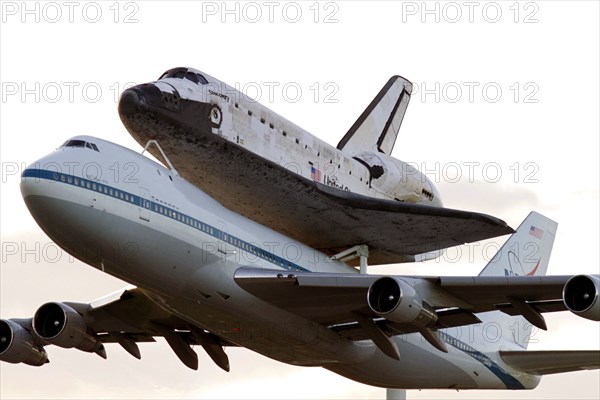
[121,68,441,206]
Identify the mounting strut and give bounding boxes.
[142,139,180,177]
[330,244,369,274]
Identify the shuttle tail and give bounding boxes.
[478,211,558,349]
[337,76,412,156]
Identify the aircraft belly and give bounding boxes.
[327,334,515,389]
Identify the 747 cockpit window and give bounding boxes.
[62,140,99,152]
[159,68,208,85]
[63,139,85,148]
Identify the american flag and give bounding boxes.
[529,226,544,239]
[310,166,321,181]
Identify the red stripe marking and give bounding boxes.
[526,258,541,276]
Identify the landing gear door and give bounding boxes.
[139,187,151,222]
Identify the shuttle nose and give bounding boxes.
[118,84,175,117]
[118,89,141,116]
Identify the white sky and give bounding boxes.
[1,1,599,399]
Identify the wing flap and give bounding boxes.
[435,275,570,312]
[500,350,600,375]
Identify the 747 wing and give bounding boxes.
[234,267,600,360]
[0,287,232,371]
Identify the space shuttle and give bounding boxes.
[118,67,513,265]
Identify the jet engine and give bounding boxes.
[367,277,437,326]
[563,275,600,321]
[0,319,48,366]
[32,302,104,353]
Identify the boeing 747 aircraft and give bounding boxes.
[118,68,515,265]
[1,135,598,391]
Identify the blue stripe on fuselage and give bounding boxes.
[22,168,310,272]
[439,331,524,389]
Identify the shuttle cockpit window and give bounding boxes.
[62,140,100,152]
[159,68,208,85]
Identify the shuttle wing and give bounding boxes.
[309,183,514,264]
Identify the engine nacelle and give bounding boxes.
[0,319,48,366]
[367,277,437,326]
[563,275,600,321]
[33,302,102,353]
